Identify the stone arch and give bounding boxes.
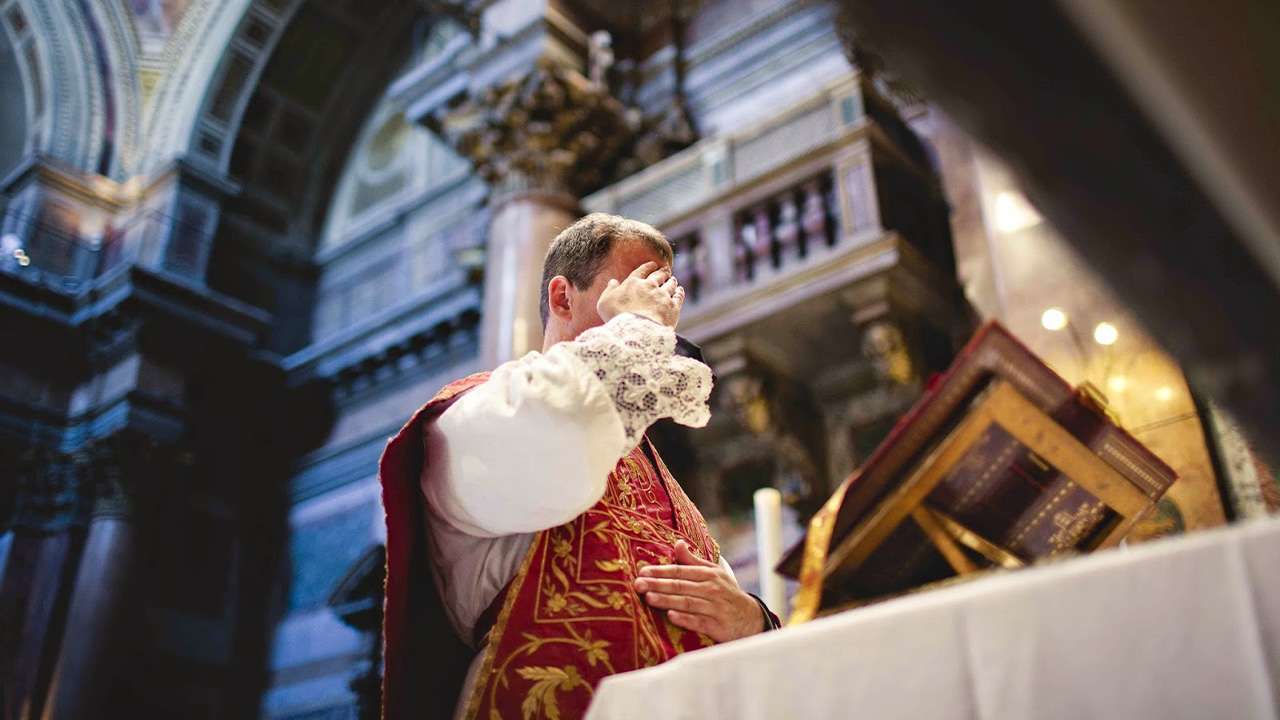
[0,0,141,178]
[186,0,427,248]
[79,0,143,177]
[179,0,472,354]
[138,0,253,173]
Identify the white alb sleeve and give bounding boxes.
[571,313,713,445]
[423,313,713,537]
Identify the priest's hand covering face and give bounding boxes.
[541,213,683,347]
[595,259,685,326]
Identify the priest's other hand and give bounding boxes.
[597,261,686,328]
[633,540,766,642]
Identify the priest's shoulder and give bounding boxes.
[430,371,492,406]
[385,371,493,450]
[430,371,488,399]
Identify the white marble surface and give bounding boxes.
[587,518,1280,720]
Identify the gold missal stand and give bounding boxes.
[790,380,1156,623]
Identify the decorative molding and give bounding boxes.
[20,0,104,172]
[287,272,478,375]
[1,0,43,160]
[316,304,478,403]
[141,0,252,171]
[187,0,305,173]
[80,0,144,176]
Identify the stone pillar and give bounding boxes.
[39,520,136,720]
[0,447,94,720]
[482,185,580,366]
[0,532,77,720]
[39,443,139,720]
[700,207,736,296]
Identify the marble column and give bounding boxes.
[38,518,136,720]
[481,184,580,367]
[0,532,78,720]
[39,451,139,720]
[0,448,94,720]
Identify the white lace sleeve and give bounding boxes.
[568,313,713,446]
[424,313,713,537]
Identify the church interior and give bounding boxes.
[1,0,1277,718]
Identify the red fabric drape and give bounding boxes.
[378,373,490,720]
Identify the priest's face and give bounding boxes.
[566,238,671,339]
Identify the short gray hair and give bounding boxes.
[539,213,672,326]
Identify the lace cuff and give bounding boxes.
[569,314,713,446]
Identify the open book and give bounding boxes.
[779,322,1177,621]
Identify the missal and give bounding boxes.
[779,322,1177,621]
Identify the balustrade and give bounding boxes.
[732,172,838,283]
[583,75,955,319]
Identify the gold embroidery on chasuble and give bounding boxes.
[464,439,720,720]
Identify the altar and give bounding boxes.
[585,517,1280,719]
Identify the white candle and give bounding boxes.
[753,487,786,620]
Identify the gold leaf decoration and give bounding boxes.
[515,665,584,720]
[595,558,627,573]
[579,636,610,668]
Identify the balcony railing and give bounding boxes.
[586,74,954,321]
[732,172,839,284]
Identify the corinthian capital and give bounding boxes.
[433,60,636,197]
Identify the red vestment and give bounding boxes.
[379,373,721,720]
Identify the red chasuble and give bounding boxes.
[379,373,722,720]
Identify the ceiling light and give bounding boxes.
[1093,322,1118,346]
[1041,307,1068,331]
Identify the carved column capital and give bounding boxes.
[434,60,637,198]
[88,434,193,520]
[11,446,94,531]
[87,437,136,520]
[7,434,182,531]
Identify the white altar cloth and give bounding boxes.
[586,518,1280,720]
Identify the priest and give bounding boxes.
[379,213,779,720]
